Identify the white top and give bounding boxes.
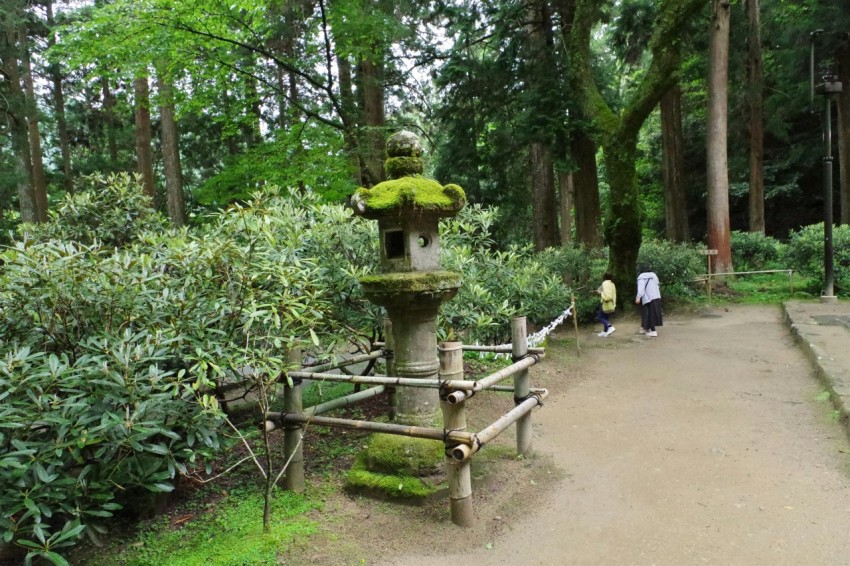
[636,272,661,304]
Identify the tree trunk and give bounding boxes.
[567,0,706,288]
[660,84,689,242]
[2,25,37,222]
[529,143,560,250]
[837,40,850,225]
[102,78,119,166]
[706,0,733,273]
[134,75,156,198]
[337,52,365,184]
[571,132,602,248]
[357,57,385,187]
[20,24,48,222]
[156,70,187,227]
[558,171,574,246]
[47,0,74,195]
[745,0,765,233]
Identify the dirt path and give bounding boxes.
[368,304,850,565]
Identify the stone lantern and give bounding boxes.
[352,131,466,425]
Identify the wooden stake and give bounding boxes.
[440,341,473,526]
[384,317,397,420]
[512,317,532,457]
[571,295,580,357]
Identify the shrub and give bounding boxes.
[637,240,705,299]
[21,173,168,248]
[730,230,784,270]
[785,223,850,295]
[440,207,573,344]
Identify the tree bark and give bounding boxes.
[706,0,734,273]
[529,142,560,250]
[46,0,74,195]
[571,132,602,248]
[102,78,119,166]
[357,57,385,187]
[745,0,765,233]
[2,25,37,222]
[567,0,706,287]
[660,84,689,242]
[558,171,574,246]
[20,24,48,222]
[837,40,850,225]
[134,75,156,198]
[156,70,187,227]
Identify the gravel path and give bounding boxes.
[380,304,850,566]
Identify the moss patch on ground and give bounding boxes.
[346,433,445,500]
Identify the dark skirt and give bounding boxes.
[641,299,663,329]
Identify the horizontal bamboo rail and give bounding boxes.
[304,385,386,417]
[449,388,549,462]
[448,344,546,355]
[289,371,450,389]
[300,350,385,374]
[266,412,475,445]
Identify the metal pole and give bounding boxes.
[512,317,532,457]
[823,94,836,299]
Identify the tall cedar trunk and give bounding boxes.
[157,72,187,227]
[706,0,734,273]
[529,143,560,250]
[337,52,365,184]
[134,75,156,198]
[358,57,385,186]
[838,41,850,225]
[525,0,560,250]
[102,78,119,166]
[20,24,48,222]
[571,132,602,247]
[47,0,73,195]
[745,0,765,233]
[660,84,689,242]
[558,171,574,246]
[567,0,705,290]
[2,26,37,222]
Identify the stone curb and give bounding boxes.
[783,304,850,434]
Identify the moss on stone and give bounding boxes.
[386,131,423,158]
[362,433,444,476]
[351,176,466,219]
[346,453,437,500]
[385,156,424,179]
[359,271,461,294]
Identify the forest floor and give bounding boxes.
[281,303,850,565]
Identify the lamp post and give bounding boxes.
[810,31,841,303]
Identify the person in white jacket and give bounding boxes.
[635,264,662,337]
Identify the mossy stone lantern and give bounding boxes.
[352,131,466,425]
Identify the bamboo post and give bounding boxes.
[707,253,712,305]
[571,295,580,357]
[283,345,305,493]
[512,317,532,457]
[384,317,397,420]
[439,341,473,526]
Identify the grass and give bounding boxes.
[703,270,819,304]
[83,488,322,566]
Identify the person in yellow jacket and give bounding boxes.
[596,272,617,337]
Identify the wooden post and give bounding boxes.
[439,341,473,526]
[512,317,532,457]
[384,317,397,420]
[283,345,305,493]
[707,253,712,304]
[571,295,580,357]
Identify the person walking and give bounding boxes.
[596,272,617,337]
[635,264,662,337]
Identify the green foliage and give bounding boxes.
[193,128,357,207]
[114,489,320,566]
[730,230,785,271]
[636,240,705,299]
[21,174,168,247]
[440,206,573,344]
[785,223,850,295]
